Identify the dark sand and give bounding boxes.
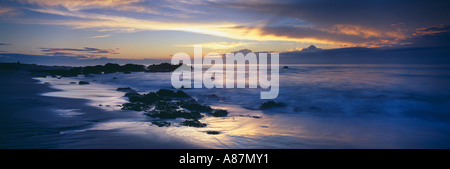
[0,70,202,148]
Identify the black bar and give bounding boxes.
[2,149,449,168]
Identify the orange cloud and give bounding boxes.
[0,7,19,16]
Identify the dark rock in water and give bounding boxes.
[206,131,221,135]
[81,63,146,75]
[179,100,213,112]
[117,87,132,91]
[121,63,146,72]
[145,110,202,119]
[151,121,171,127]
[69,82,76,84]
[156,89,176,97]
[142,92,164,104]
[180,119,207,127]
[259,101,285,109]
[236,115,261,118]
[78,81,90,85]
[145,101,203,119]
[146,63,183,72]
[174,90,190,98]
[99,104,103,106]
[210,109,229,117]
[127,93,144,103]
[112,77,118,79]
[116,87,136,93]
[154,100,179,111]
[121,102,149,111]
[156,89,190,98]
[203,94,222,100]
[283,66,289,69]
[103,63,121,74]
[124,92,163,104]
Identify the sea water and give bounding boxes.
[35,64,450,148]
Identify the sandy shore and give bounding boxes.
[0,70,202,149]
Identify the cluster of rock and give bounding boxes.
[119,88,228,128]
[259,101,285,109]
[23,62,184,77]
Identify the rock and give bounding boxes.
[123,71,131,74]
[69,82,76,84]
[116,87,136,93]
[259,101,285,109]
[142,92,164,104]
[283,66,289,69]
[151,121,171,127]
[117,87,132,91]
[124,92,163,104]
[121,64,146,72]
[112,77,118,79]
[146,63,183,72]
[206,131,221,135]
[124,92,141,102]
[210,109,228,117]
[174,90,190,98]
[156,89,190,98]
[145,101,203,119]
[180,119,207,127]
[156,89,176,97]
[203,94,221,100]
[179,100,212,112]
[236,115,261,118]
[145,109,202,119]
[121,102,149,111]
[78,81,90,85]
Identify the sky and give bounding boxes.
[0,0,450,65]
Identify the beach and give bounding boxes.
[0,69,202,148]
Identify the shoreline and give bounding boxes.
[1,62,450,148]
[0,69,203,149]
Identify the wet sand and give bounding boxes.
[0,70,202,149]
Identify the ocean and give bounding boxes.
[32,64,450,148]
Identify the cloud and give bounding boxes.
[413,25,450,36]
[87,34,111,39]
[208,0,450,47]
[0,7,19,16]
[4,0,450,49]
[179,42,250,49]
[19,0,158,14]
[300,45,321,52]
[39,47,119,58]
